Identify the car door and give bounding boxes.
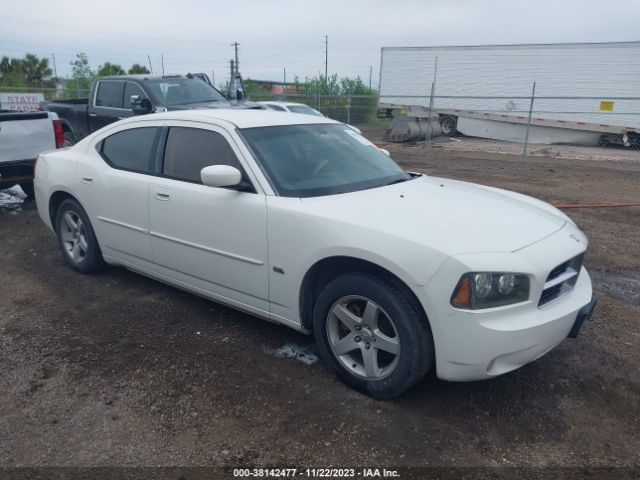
[148,122,269,313]
[77,124,161,266]
[89,80,129,132]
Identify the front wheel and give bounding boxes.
[55,199,104,273]
[313,273,433,399]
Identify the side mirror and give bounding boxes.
[201,165,242,188]
[130,95,152,115]
[379,148,391,157]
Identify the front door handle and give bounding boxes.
[80,177,93,184]
[153,188,170,201]
[88,112,97,117]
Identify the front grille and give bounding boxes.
[538,253,584,307]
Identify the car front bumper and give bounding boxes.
[417,223,595,382]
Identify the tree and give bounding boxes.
[68,53,94,92]
[22,53,52,87]
[128,64,150,74]
[96,62,125,77]
[0,54,54,89]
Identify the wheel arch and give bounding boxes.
[58,119,77,141]
[298,255,432,335]
[48,190,81,232]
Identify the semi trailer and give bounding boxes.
[378,42,640,146]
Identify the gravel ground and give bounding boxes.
[0,130,638,472]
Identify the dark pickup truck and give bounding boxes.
[43,73,254,144]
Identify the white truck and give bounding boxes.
[0,111,64,197]
[379,41,640,146]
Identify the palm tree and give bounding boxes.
[22,53,52,87]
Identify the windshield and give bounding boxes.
[240,124,410,197]
[145,78,226,106]
[288,105,323,116]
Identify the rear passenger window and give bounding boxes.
[96,81,124,108]
[163,127,243,183]
[101,127,159,173]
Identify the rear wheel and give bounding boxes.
[55,199,104,273]
[313,272,433,399]
[440,116,458,136]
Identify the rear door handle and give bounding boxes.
[153,188,170,201]
[81,177,93,184]
[88,112,97,117]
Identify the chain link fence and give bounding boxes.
[246,92,379,125]
[0,85,380,125]
[5,80,640,161]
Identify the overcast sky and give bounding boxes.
[2,0,640,87]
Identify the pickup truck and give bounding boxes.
[42,73,255,144]
[0,111,64,197]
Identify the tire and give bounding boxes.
[440,116,458,136]
[55,199,104,273]
[313,272,433,399]
[19,182,34,198]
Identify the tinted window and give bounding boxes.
[267,104,286,111]
[101,127,159,173]
[95,81,124,108]
[123,82,145,109]
[163,127,242,183]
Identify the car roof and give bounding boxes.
[258,101,311,108]
[98,74,197,81]
[137,108,340,129]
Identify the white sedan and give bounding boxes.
[34,109,596,398]
[258,101,324,117]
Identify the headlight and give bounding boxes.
[451,272,530,309]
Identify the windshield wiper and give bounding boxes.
[385,177,410,186]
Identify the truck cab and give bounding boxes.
[45,74,252,144]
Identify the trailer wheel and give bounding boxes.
[440,116,458,136]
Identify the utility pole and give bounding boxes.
[50,53,58,79]
[231,42,240,74]
[147,54,153,74]
[369,65,372,90]
[161,53,165,74]
[283,67,286,84]
[324,35,328,82]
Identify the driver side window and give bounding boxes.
[162,127,246,184]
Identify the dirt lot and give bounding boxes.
[0,130,639,472]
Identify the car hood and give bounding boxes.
[300,175,567,255]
